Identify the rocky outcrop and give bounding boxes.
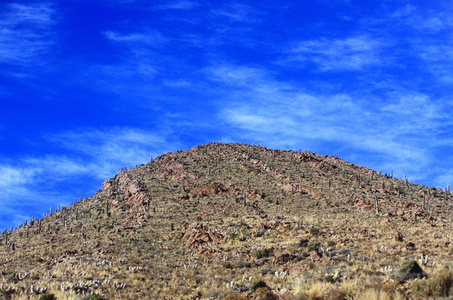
[188,182,227,199]
[102,170,150,229]
[182,222,224,249]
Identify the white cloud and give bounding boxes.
[48,127,180,179]
[104,30,167,47]
[391,4,416,18]
[380,94,449,133]
[0,165,34,190]
[206,63,452,187]
[2,3,54,26]
[212,3,256,23]
[22,156,91,177]
[286,35,383,71]
[0,2,55,65]
[417,43,453,83]
[0,127,181,228]
[155,0,197,10]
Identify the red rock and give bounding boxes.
[309,250,322,261]
[183,222,224,249]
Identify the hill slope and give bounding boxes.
[1,142,453,299]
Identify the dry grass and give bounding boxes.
[0,143,452,299]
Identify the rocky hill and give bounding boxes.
[1,142,453,299]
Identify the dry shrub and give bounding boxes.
[353,288,404,300]
[333,279,359,299]
[297,282,329,300]
[223,293,247,300]
[411,265,453,298]
[255,287,278,300]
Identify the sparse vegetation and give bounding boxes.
[0,142,452,299]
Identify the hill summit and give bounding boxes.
[1,142,452,299]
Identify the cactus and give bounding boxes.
[30,285,47,294]
[375,192,379,214]
[423,192,426,210]
[15,272,29,281]
[106,200,110,217]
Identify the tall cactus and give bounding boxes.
[423,192,426,210]
[375,191,379,214]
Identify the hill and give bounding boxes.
[1,142,453,299]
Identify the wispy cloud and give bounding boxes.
[104,30,168,47]
[155,0,197,10]
[97,29,171,92]
[383,4,453,82]
[285,35,383,71]
[206,63,451,185]
[49,127,178,179]
[380,94,449,133]
[391,3,451,32]
[0,165,34,193]
[417,43,453,83]
[212,3,257,23]
[0,127,180,228]
[0,2,55,66]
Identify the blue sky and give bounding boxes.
[1,0,453,229]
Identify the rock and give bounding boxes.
[183,222,224,249]
[188,182,227,199]
[269,253,297,265]
[309,250,322,261]
[354,200,373,210]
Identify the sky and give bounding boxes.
[1,0,453,229]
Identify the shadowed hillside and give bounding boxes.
[1,142,453,299]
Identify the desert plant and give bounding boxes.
[39,294,56,300]
[255,248,274,259]
[299,238,309,247]
[309,227,319,236]
[308,242,321,252]
[391,260,427,281]
[411,265,453,298]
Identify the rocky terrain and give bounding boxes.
[1,142,453,299]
